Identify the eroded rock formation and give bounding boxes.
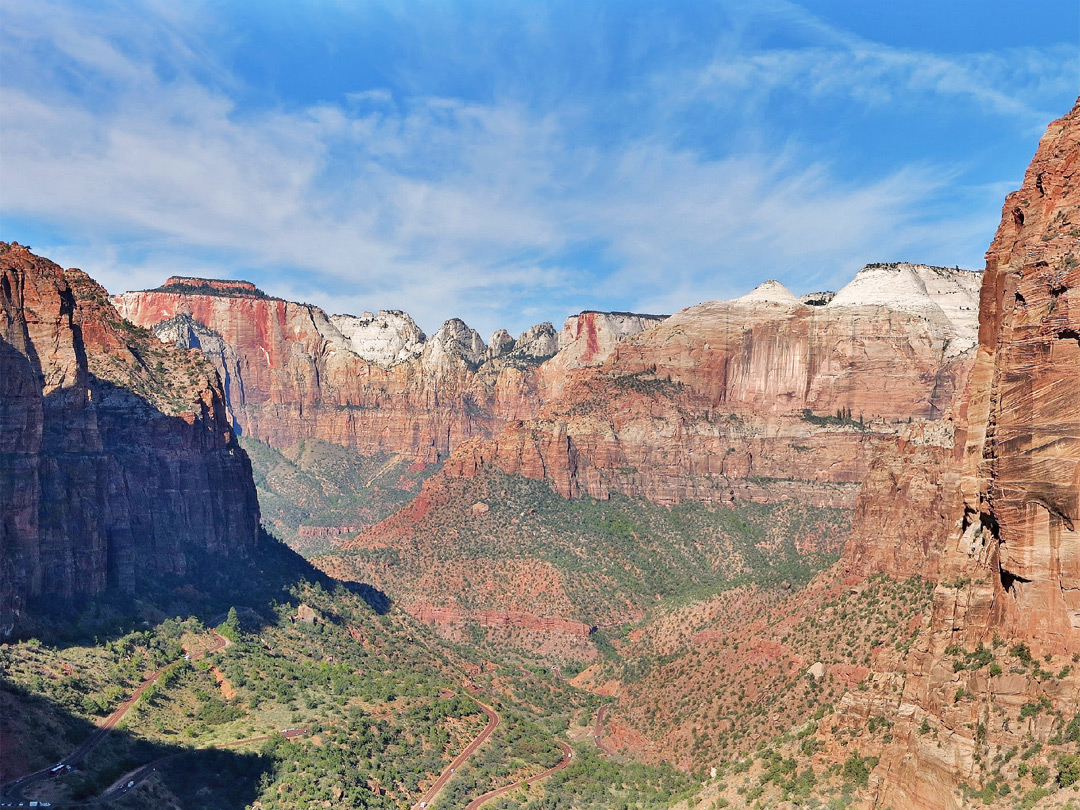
[0,244,260,635]
[843,98,1080,809]
[113,281,661,464]
[115,262,981,510]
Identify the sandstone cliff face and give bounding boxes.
[116,265,979,510]
[446,271,978,504]
[0,244,260,635]
[843,99,1080,809]
[329,310,425,368]
[841,419,962,581]
[113,283,655,464]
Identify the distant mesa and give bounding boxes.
[155,276,271,298]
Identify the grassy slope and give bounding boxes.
[323,467,850,631]
[240,436,439,555]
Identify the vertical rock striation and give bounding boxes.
[0,244,260,635]
[859,98,1080,809]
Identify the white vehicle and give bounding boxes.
[127,781,135,788]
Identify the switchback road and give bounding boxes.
[412,694,500,810]
[464,741,573,810]
[0,631,230,804]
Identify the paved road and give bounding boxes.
[0,631,230,804]
[411,695,500,810]
[464,741,573,810]
[81,727,308,805]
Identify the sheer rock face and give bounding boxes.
[444,273,979,503]
[607,276,977,420]
[841,419,961,581]
[116,264,979,507]
[556,311,669,364]
[114,287,551,460]
[0,244,260,635]
[539,311,669,397]
[852,99,1080,810]
[114,284,646,464]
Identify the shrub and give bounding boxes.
[1059,754,1080,787]
[841,754,878,789]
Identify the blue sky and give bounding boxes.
[2,1,1077,338]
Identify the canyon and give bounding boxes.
[112,257,986,668]
[2,89,1075,810]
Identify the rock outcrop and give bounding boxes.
[0,244,260,635]
[845,98,1080,809]
[329,310,426,368]
[114,281,657,464]
[116,263,981,510]
[556,310,669,366]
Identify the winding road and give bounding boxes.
[463,741,573,810]
[411,689,576,810]
[0,631,230,805]
[5,637,572,809]
[412,695,500,809]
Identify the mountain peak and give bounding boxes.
[733,279,798,305]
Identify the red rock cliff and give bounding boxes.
[0,243,261,635]
[116,265,979,509]
[446,273,977,506]
[855,98,1080,809]
[113,288,547,461]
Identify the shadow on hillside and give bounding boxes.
[0,678,271,809]
[25,529,391,648]
[10,357,391,647]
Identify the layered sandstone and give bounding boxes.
[113,281,660,463]
[0,244,260,635]
[445,268,978,504]
[841,419,963,580]
[116,263,979,510]
[851,99,1080,809]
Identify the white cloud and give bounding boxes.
[677,0,1078,128]
[1,0,1075,338]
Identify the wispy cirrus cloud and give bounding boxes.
[1,0,1076,337]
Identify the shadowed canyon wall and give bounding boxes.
[0,244,260,635]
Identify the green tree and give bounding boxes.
[1058,754,1080,787]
